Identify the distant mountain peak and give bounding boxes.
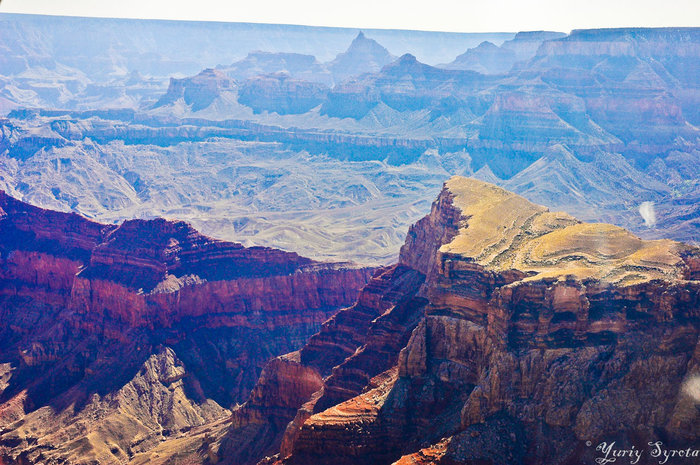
[343,31,391,56]
[442,41,515,74]
[329,32,396,82]
[398,53,418,64]
[475,41,500,50]
[380,53,435,76]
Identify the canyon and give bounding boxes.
[3,177,696,464]
[0,190,373,464]
[1,26,697,265]
[0,13,699,465]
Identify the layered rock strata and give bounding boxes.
[216,263,426,465]
[2,177,699,465]
[0,190,373,464]
[269,177,699,465]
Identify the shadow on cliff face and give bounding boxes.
[0,192,374,464]
[0,329,153,412]
[0,304,348,421]
[250,177,700,465]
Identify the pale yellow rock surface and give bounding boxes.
[440,176,694,285]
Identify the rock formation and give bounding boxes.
[501,30,567,62]
[238,74,329,115]
[153,68,236,111]
[0,191,374,464]
[1,175,698,465]
[441,31,567,74]
[441,41,517,74]
[219,52,333,86]
[328,32,396,84]
[3,28,699,264]
[218,177,700,465]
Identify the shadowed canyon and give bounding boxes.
[0,12,699,465]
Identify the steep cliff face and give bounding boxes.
[238,74,329,115]
[4,177,697,465]
[213,353,325,465]
[0,191,374,464]
[153,68,236,111]
[276,177,700,465]
[213,263,426,465]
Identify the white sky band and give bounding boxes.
[1,0,699,33]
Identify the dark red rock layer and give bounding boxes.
[215,264,425,464]
[0,191,374,464]
[212,181,470,464]
[214,354,325,465]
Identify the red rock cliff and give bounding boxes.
[278,177,700,465]
[0,191,374,465]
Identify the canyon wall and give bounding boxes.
[0,190,373,464]
[2,177,698,465]
[224,177,700,465]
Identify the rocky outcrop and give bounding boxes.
[0,192,374,464]
[328,32,396,84]
[205,209,451,464]
[153,68,236,111]
[0,347,227,465]
[238,74,329,115]
[213,353,324,465]
[501,30,567,62]
[276,177,700,465]
[441,41,516,74]
[220,51,333,85]
[322,54,494,119]
[213,264,425,464]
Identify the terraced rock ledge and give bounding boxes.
[217,177,700,465]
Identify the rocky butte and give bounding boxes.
[0,190,374,464]
[189,176,697,465]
